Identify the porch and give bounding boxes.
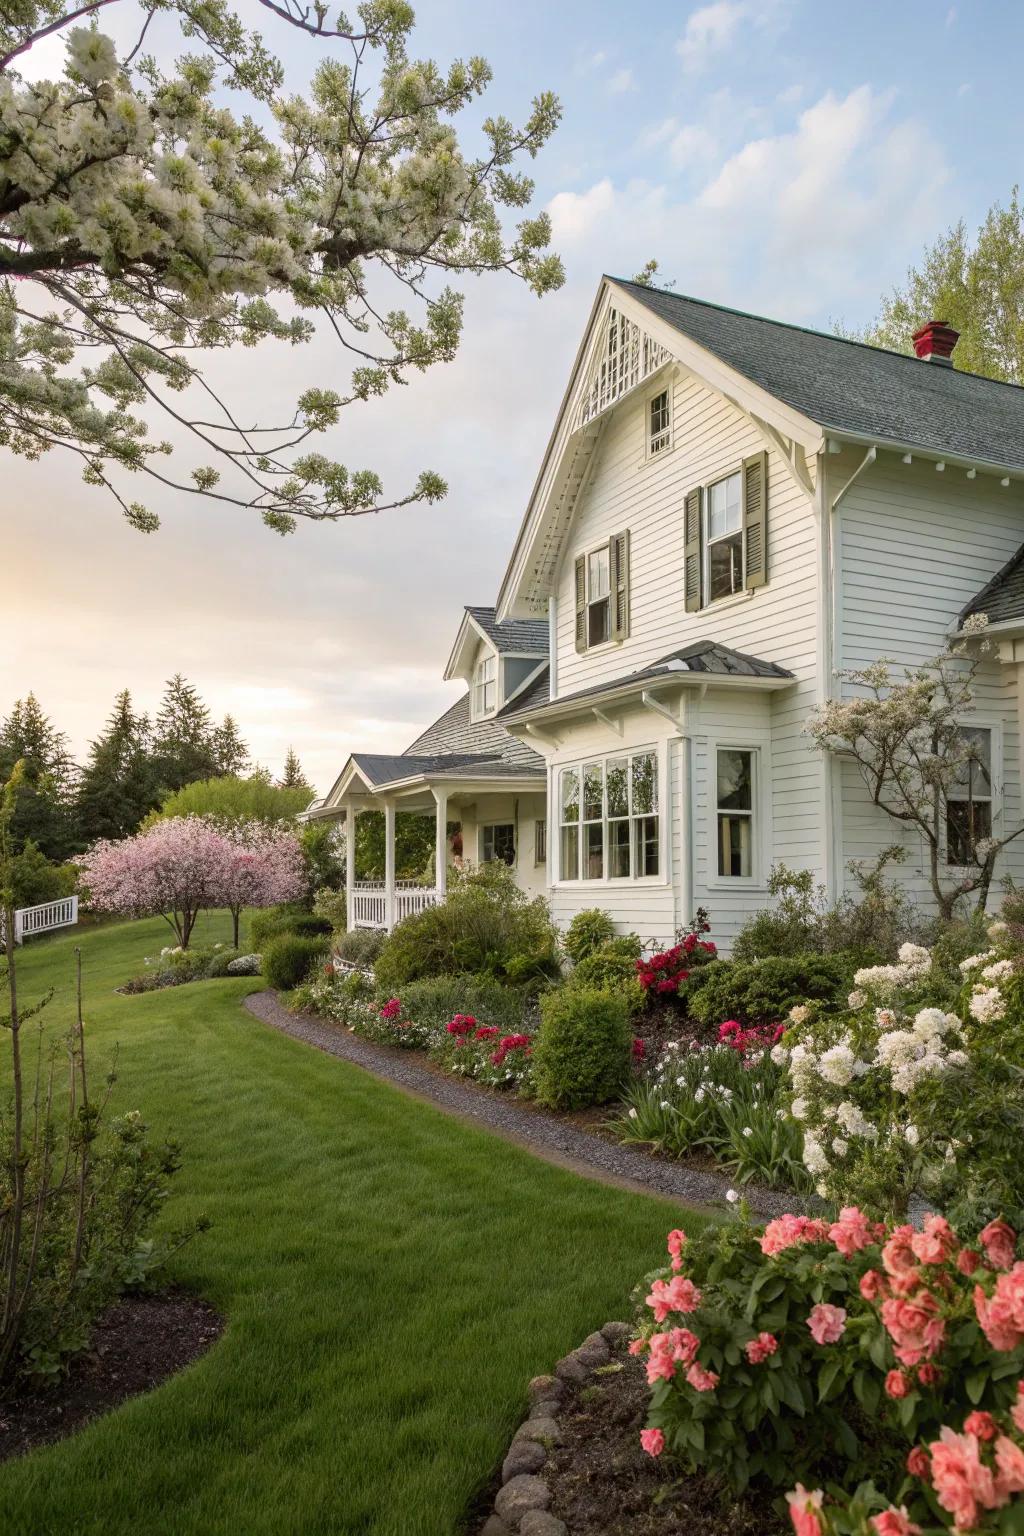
[350,880,441,930]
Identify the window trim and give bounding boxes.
[944,717,1002,870]
[703,469,745,607]
[644,380,673,462]
[534,818,547,866]
[706,738,770,890]
[480,820,516,867]
[471,652,498,721]
[580,541,615,651]
[554,745,666,887]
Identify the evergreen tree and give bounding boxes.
[0,694,77,858]
[76,690,160,843]
[151,676,218,793]
[212,714,250,778]
[280,747,311,792]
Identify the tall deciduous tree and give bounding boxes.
[149,773,312,826]
[0,2,563,532]
[857,188,1024,382]
[215,823,306,948]
[76,688,159,842]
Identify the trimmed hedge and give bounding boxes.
[263,933,330,991]
[687,953,851,1028]
[532,986,633,1110]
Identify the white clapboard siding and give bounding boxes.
[835,451,1024,910]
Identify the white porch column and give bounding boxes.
[384,800,396,932]
[432,788,448,900]
[344,802,356,932]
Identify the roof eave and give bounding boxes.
[825,427,1024,482]
[502,668,794,727]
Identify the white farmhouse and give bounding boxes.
[310,277,1024,947]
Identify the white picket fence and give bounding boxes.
[2,895,79,947]
[350,881,441,931]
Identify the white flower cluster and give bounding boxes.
[852,942,931,998]
[969,985,1007,1023]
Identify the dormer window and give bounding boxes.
[473,654,497,717]
[647,388,671,457]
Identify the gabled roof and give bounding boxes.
[960,543,1024,627]
[465,606,548,655]
[620,278,1024,474]
[407,691,545,771]
[500,641,793,723]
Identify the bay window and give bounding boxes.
[558,751,659,881]
[717,748,754,877]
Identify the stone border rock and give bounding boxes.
[244,990,806,1219]
[479,1321,632,1536]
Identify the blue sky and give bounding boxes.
[5,0,1024,793]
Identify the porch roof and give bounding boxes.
[498,640,794,724]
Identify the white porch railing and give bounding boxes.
[4,895,79,946]
[350,882,441,931]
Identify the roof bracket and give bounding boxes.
[831,444,877,511]
[592,706,623,736]
[641,689,685,732]
[523,721,562,751]
[749,413,817,505]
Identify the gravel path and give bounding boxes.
[244,991,802,1219]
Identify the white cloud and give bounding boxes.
[676,2,745,70]
[668,125,718,170]
[777,82,804,106]
[548,178,616,242]
[608,67,636,95]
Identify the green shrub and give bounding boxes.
[312,886,346,933]
[10,839,77,910]
[688,953,850,1028]
[532,986,632,1109]
[263,933,330,991]
[563,908,616,966]
[732,855,921,964]
[334,927,387,968]
[398,974,534,1036]
[568,937,645,1016]
[373,863,560,993]
[249,903,309,950]
[287,913,332,939]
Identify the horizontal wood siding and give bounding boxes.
[835,450,1024,911]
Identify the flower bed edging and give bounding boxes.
[479,1322,631,1536]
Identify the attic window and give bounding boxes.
[648,389,671,457]
[473,655,497,717]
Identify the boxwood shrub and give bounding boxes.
[263,933,331,991]
[687,953,851,1028]
[532,985,633,1110]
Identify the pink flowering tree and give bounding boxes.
[80,816,305,949]
[214,824,306,949]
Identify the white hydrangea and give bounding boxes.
[988,921,1008,941]
[802,1133,829,1175]
[788,1043,818,1090]
[959,951,995,975]
[818,1042,856,1086]
[898,942,931,967]
[836,1100,876,1139]
[912,1007,961,1042]
[970,985,1007,1024]
[847,989,867,1009]
[790,1096,809,1121]
[947,1050,969,1068]
[875,1007,898,1030]
[981,959,1015,982]
[904,1124,920,1147]
[770,1042,790,1066]
[831,1137,849,1157]
[789,1004,810,1025]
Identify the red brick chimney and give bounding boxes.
[912,319,959,366]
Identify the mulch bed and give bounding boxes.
[542,1342,783,1536]
[0,1290,223,1463]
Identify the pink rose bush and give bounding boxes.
[634,1209,1024,1522]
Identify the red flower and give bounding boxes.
[446,1014,477,1037]
[632,1037,646,1062]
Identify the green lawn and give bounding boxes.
[0,914,703,1536]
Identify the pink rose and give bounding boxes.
[882,1226,919,1280]
[785,1485,825,1536]
[628,1338,645,1356]
[885,1369,911,1399]
[957,1248,982,1276]
[645,1275,702,1322]
[963,1411,997,1442]
[761,1213,829,1256]
[980,1219,1018,1272]
[745,1331,778,1365]
[829,1206,879,1257]
[807,1303,847,1345]
[995,1434,1024,1498]
[1011,1383,1024,1434]
[911,1215,957,1267]
[870,1509,921,1536]
[860,1268,888,1302]
[974,1265,1024,1352]
[918,1362,941,1388]
[667,1229,687,1272]
[881,1292,944,1366]
[667,1327,700,1365]
[639,1427,665,1458]
[685,1362,719,1392]
[906,1447,931,1478]
[929,1426,1000,1531]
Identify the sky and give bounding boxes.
[5,0,1024,795]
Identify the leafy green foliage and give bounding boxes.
[563,909,617,966]
[149,775,312,827]
[333,927,387,969]
[120,942,241,993]
[533,986,632,1110]
[249,904,328,950]
[688,955,851,1028]
[262,933,330,990]
[568,936,646,1016]
[373,863,560,993]
[732,858,919,965]
[8,838,76,909]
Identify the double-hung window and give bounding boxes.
[558,751,659,881]
[716,748,755,878]
[706,472,744,602]
[647,388,671,457]
[481,823,515,865]
[587,547,611,646]
[473,654,497,718]
[947,727,993,865]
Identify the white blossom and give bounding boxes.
[847,989,867,1009]
[789,1004,810,1025]
[818,1042,856,1086]
[970,985,1007,1024]
[981,959,1015,982]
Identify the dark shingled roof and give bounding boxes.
[499,642,792,721]
[466,605,549,655]
[616,278,1024,473]
[350,753,497,787]
[407,691,545,772]
[960,543,1024,625]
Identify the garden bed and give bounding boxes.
[0,1290,223,1464]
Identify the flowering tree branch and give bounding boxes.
[807,615,1023,919]
[0,1,564,531]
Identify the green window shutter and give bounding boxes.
[742,451,768,590]
[611,530,630,641]
[574,554,587,653]
[684,488,703,612]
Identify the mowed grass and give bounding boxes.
[0,913,705,1536]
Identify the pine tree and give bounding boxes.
[0,694,78,858]
[212,715,250,778]
[151,676,218,793]
[280,747,311,791]
[76,690,160,843]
